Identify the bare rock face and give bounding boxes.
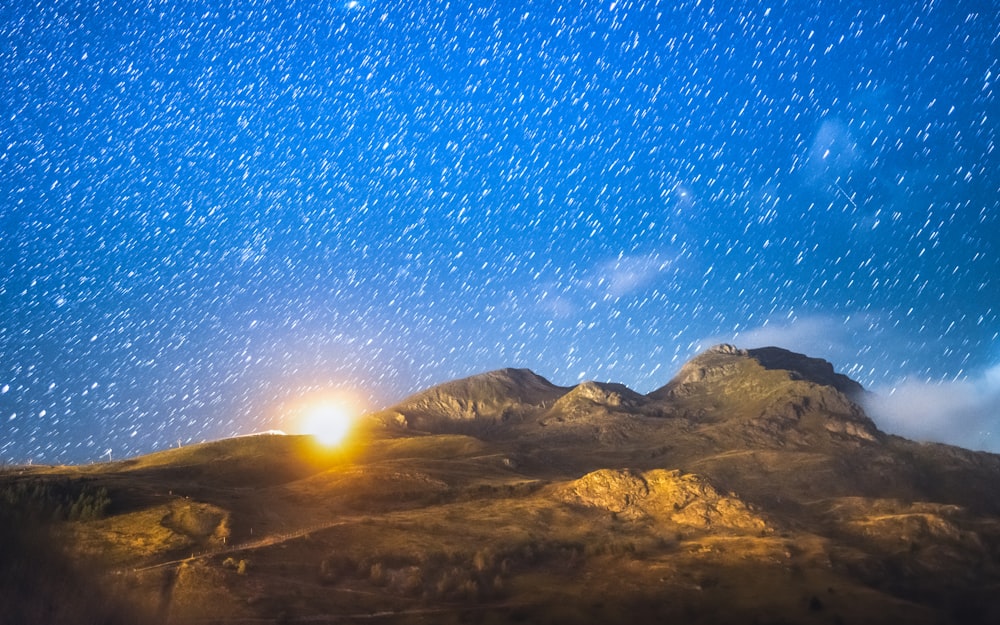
[824,416,880,442]
[650,344,863,401]
[559,468,649,514]
[559,468,768,532]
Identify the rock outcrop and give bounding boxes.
[558,468,768,532]
[552,381,644,412]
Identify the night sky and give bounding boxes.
[2,1,998,464]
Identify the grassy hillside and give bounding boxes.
[4,347,1000,624]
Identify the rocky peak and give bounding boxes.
[649,344,865,401]
[556,381,645,410]
[373,346,881,447]
[647,345,881,445]
[746,346,864,399]
[377,368,568,429]
[649,344,748,394]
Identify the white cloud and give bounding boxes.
[535,288,576,319]
[864,365,1000,453]
[804,118,859,181]
[590,253,673,299]
[698,314,862,368]
[533,252,675,317]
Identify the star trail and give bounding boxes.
[1,1,998,463]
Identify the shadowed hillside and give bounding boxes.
[4,345,1000,624]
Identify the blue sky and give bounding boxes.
[1,1,997,462]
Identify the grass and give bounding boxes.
[2,411,997,623]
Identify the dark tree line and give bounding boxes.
[0,478,111,522]
[0,478,153,624]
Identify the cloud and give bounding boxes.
[535,287,576,319]
[804,118,859,181]
[533,252,675,317]
[864,366,1000,453]
[698,314,863,369]
[589,253,673,299]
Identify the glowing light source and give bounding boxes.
[283,388,367,448]
[300,400,355,446]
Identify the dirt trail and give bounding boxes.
[127,518,362,573]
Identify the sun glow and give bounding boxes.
[298,397,359,446]
[301,402,352,446]
[283,386,368,448]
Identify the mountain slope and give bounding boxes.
[4,345,1000,624]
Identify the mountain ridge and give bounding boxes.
[5,345,1000,624]
[375,344,882,449]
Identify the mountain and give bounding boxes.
[3,345,1000,624]
[373,367,567,430]
[647,344,881,447]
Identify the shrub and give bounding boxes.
[319,555,355,585]
[369,562,386,586]
[397,566,423,596]
[472,548,493,573]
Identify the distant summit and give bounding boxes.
[649,343,863,399]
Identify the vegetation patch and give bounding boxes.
[0,477,111,522]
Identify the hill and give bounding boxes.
[3,344,1000,624]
